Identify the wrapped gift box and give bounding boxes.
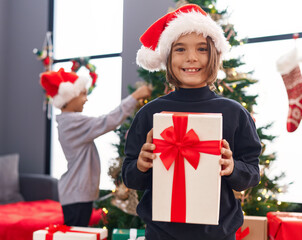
[236,216,267,240]
[33,225,108,240]
[153,112,222,224]
[112,228,145,240]
[267,212,302,240]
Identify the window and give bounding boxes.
[53,0,123,59]
[51,0,124,190]
[231,39,302,203]
[216,0,302,203]
[217,0,302,39]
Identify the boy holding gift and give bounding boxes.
[40,68,151,227]
[122,4,261,240]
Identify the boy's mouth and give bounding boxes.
[182,68,201,72]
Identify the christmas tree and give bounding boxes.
[96,0,299,236]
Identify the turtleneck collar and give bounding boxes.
[167,86,216,102]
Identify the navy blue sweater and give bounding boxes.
[122,86,261,240]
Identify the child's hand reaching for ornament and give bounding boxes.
[131,85,152,101]
[220,139,234,176]
[137,129,156,172]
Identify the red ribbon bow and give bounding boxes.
[236,227,250,240]
[153,114,221,222]
[46,225,71,240]
[46,224,101,240]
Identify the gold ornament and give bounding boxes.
[111,183,139,216]
[108,157,122,180]
[209,12,222,21]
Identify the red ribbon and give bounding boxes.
[235,227,250,240]
[153,114,221,223]
[46,224,101,240]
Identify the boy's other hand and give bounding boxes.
[137,129,155,172]
[132,85,152,100]
[219,139,234,176]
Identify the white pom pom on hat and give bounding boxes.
[40,68,90,109]
[136,4,230,72]
[136,46,166,71]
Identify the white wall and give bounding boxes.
[0,0,48,173]
[121,0,174,98]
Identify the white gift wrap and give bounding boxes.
[128,228,137,240]
[152,112,222,225]
[33,226,108,240]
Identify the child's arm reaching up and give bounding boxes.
[70,85,152,143]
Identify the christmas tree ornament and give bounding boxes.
[71,57,98,95]
[224,24,236,41]
[111,183,139,216]
[33,31,53,71]
[276,47,302,132]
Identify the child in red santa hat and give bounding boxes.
[122,4,261,240]
[40,68,151,227]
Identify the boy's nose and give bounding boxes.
[187,51,198,62]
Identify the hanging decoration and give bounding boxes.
[33,31,53,71]
[276,35,302,132]
[33,31,53,118]
[224,24,236,41]
[110,183,139,216]
[71,57,98,95]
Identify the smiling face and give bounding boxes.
[170,33,209,89]
[166,33,221,89]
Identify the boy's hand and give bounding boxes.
[219,139,234,176]
[132,85,152,100]
[137,129,156,172]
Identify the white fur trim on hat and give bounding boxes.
[136,10,229,71]
[276,48,299,75]
[52,75,90,109]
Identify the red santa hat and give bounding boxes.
[136,4,229,72]
[40,68,90,108]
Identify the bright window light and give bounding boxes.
[51,0,123,190]
[53,0,123,59]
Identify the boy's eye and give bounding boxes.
[174,47,185,52]
[198,47,208,52]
